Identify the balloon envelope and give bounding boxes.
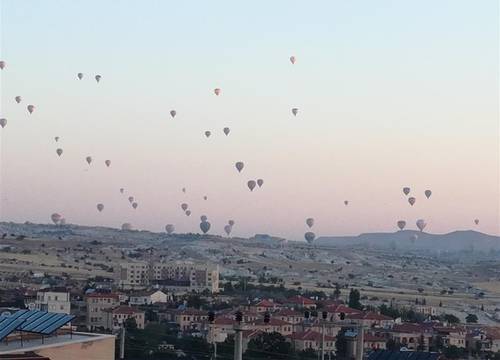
[0,118,6,128]
[257,179,264,187]
[200,221,211,234]
[132,202,138,209]
[205,131,211,138]
[214,88,221,96]
[408,197,416,206]
[403,187,411,196]
[474,219,479,225]
[292,108,298,116]
[416,219,427,231]
[397,220,406,231]
[185,210,191,216]
[120,188,124,194]
[128,196,134,203]
[51,213,62,225]
[0,61,5,70]
[181,203,188,211]
[306,218,314,228]
[290,56,296,64]
[86,156,92,165]
[56,148,63,156]
[247,180,256,191]
[304,232,315,244]
[224,224,232,236]
[235,162,244,173]
[170,110,176,118]
[105,160,111,167]
[344,200,349,206]
[77,73,83,80]
[200,215,208,222]
[95,75,101,82]
[223,127,230,136]
[27,105,35,114]
[97,204,104,212]
[424,190,432,199]
[15,96,21,104]
[165,224,175,234]
[228,220,235,226]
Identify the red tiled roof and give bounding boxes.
[286,296,316,305]
[177,308,207,316]
[213,317,236,325]
[112,305,143,315]
[255,299,276,308]
[325,304,363,314]
[276,309,303,317]
[289,330,335,342]
[347,312,393,321]
[86,292,120,300]
[364,334,387,342]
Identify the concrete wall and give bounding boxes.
[36,336,115,360]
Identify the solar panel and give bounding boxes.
[39,314,74,335]
[21,312,59,332]
[30,313,66,333]
[0,317,24,341]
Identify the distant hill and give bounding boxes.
[316,230,500,251]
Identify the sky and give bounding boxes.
[0,0,498,240]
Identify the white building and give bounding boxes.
[35,288,71,314]
[129,290,171,305]
[119,261,219,293]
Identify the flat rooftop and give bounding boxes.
[0,332,115,354]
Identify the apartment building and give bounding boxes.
[119,260,219,293]
[35,288,71,314]
[86,292,121,330]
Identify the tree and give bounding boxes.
[442,313,460,324]
[443,345,465,359]
[335,329,348,357]
[124,317,137,330]
[466,314,478,323]
[245,332,294,359]
[348,289,362,310]
[386,339,401,351]
[333,283,342,299]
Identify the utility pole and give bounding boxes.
[119,325,126,359]
[356,324,364,360]
[234,311,243,360]
[321,321,325,360]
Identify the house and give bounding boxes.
[252,299,280,313]
[433,326,466,348]
[175,308,208,331]
[276,309,304,325]
[104,305,145,330]
[86,292,121,330]
[347,312,394,328]
[364,333,387,350]
[250,318,293,336]
[323,304,363,321]
[35,288,71,314]
[128,290,170,305]
[284,296,317,310]
[390,323,434,351]
[287,330,336,353]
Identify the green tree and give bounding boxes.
[333,283,342,299]
[442,313,460,324]
[245,332,294,359]
[124,317,137,330]
[335,329,348,357]
[466,314,478,323]
[443,345,465,359]
[348,289,362,310]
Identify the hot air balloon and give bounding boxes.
[306,218,314,228]
[27,105,35,114]
[120,188,124,194]
[203,196,208,201]
[185,210,191,216]
[56,148,63,157]
[403,187,411,196]
[105,160,111,167]
[51,213,62,225]
[205,131,211,138]
[128,196,134,203]
[86,156,92,165]
[235,162,244,173]
[304,232,315,244]
[0,118,6,129]
[247,180,256,192]
[200,215,208,222]
[228,220,235,227]
[474,219,479,225]
[0,61,5,70]
[182,187,186,193]
[15,96,21,104]
[181,203,188,211]
[223,127,230,136]
[292,108,298,116]
[397,220,406,231]
[214,88,221,96]
[132,202,138,209]
[408,197,416,206]
[165,224,175,234]
[95,75,102,83]
[224,224,232,236]
[170,110,176,118]
[54,136,59,142]
[344,200,349,206]
[97,203,104,212]
[122,223,133,231]
[416,219,427,232]
[257,179,264,187]
[289,56,296,64]
[77,73,83,80]
[200,221,211,234]
[424,190,432,199]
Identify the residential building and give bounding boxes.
[119,261,219,293]
[128,290,171,305]
[287,330,336,353]
[86,292,120,330]
[35,288,70,314]
[104,305,145,330]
